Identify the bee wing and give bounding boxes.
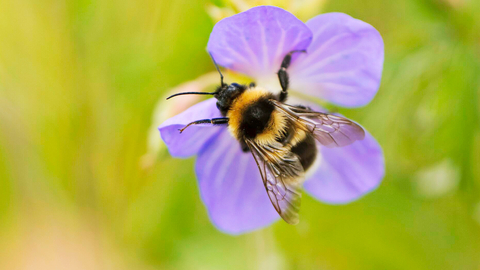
[245,139,303,225]
[271,100,365,148]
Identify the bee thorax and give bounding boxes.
[227,88,284,144]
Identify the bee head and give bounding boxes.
[165,54,246,115]
[214,82,246,115]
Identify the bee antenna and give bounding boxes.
[166,91,218,100]
[209,52,225,87]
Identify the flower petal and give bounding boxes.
[207,6,313,79]
[158,98,223,158]
[289,13,384,107]
[304,130,384,204]
[196,129,279,234]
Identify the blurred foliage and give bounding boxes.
[0,0,479,269]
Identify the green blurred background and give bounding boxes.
[0,0,479,269]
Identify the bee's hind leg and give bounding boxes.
[277,50,306,102]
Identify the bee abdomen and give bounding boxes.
[291,134,317,171]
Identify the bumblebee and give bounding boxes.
[167,51,365,224]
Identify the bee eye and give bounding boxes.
[231,83,240,87]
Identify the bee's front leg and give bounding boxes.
[179,117,229,133]
[240,140,250,152]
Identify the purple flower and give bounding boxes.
[159,6,384,234]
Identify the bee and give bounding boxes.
[167,51,365,224]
